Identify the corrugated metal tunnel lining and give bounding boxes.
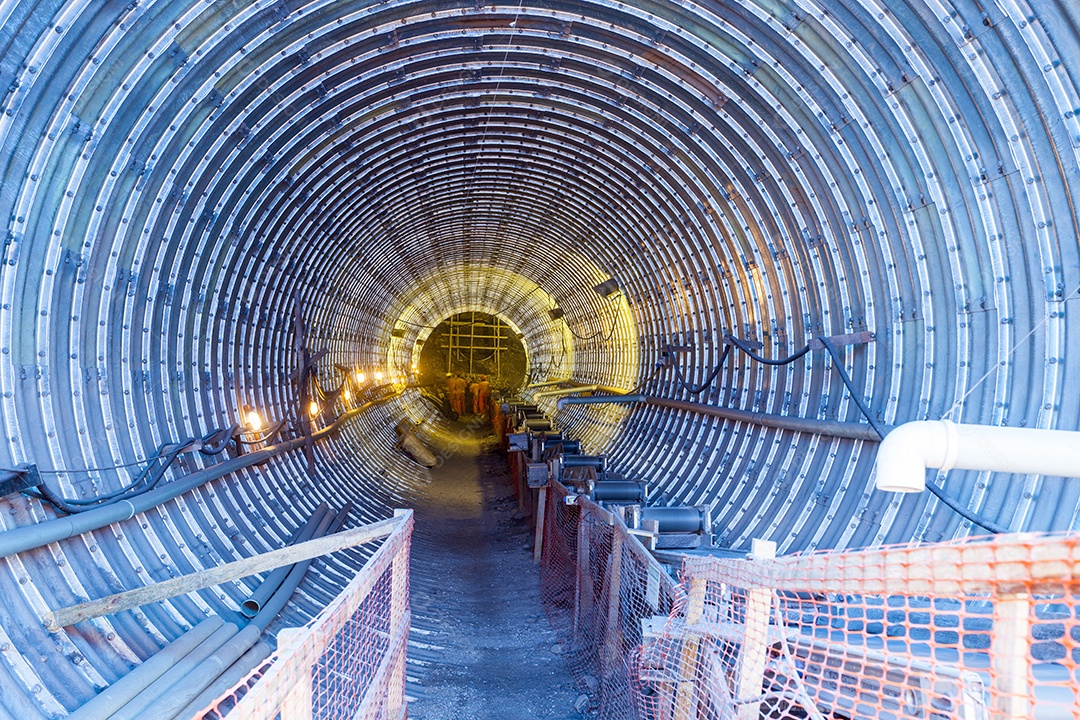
[0,0,1078,714]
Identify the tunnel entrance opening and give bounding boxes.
[416,311,528,393]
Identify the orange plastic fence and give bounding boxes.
[534,471,1080,719]
[196,510,413,719]
[636,533,1080,720]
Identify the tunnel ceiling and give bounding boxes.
[0,0,1079,714]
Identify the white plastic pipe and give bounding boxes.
[875,420,1080,492]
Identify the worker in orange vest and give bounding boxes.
[474,375,491,415]
[448,373,467,415]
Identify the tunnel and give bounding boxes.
[0,0,1078,716]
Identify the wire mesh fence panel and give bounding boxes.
[538,483,682,719]
[632,532,1080,720]
[197,511,413,720]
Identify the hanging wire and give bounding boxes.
[24,425,238,515]
[671,344,731,394]
[725,334,811,365]
[817,336,1006,534]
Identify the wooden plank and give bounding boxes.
[736,539,776,720]
[673,575,708,720]
[533,486,548,563]
[43,513,409,631]
[600,528,624,672]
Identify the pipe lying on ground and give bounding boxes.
[874,420,1080,493]
[557,393,886,442]
[67,617,225,720]
[155,504,353,720]
[109,621,242,720]
[0,393,397,560]
[69,504,330,718]
[241,503,331,618]
[172,640,272,720]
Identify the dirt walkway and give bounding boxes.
[406,426,583,719]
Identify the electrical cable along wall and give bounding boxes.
[0,0,1077,716]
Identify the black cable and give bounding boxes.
[671,345,731,394]
[726,334,811,365]
[24,441,188,513]
[22,425,241,514]
[236,419,287,445]
[818,336,1006,534]
[198,425,238,455]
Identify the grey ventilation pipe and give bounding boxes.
[874,420,1080,493]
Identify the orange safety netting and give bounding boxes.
[197,512,413,720]
[637,534,1080,720]
[534,472,1080,719]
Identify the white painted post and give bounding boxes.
[736,538,776,720]
[276,628,313,720]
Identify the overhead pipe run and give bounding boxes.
[557,394,886,443]
[874,421,1080,493]
[532,384,630,401]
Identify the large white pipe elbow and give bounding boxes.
[875,420,1080,493]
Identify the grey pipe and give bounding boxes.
[67,617,224,720]
[170,640,272,720]
[150,624,264,720]
[250,501,353,631]
[643,396,889,441]
[241,503,331,618]
[146,503,352,717]
[557,394,645,409]
[109,621,242,720]
[557,394,887,442]
[0,397,394,560]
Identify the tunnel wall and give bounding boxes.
[0,0,1077,715]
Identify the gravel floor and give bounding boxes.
[405,424,585,720]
